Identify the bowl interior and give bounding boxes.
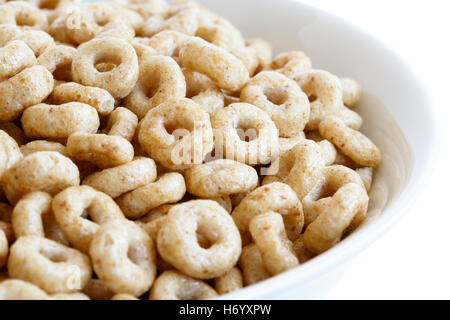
[192,0,438,298]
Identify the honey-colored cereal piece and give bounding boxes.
[21,103,100,139]
[179,37,249,92]
[82,157,157,198]
[319,116,381,167]
[238,244,270,286]
[89,219,156,297]
[157,200,241,279]
[52,185,125,252]
[123,55,186,119]
[101,107,138,141]
[67,133,134,169]
[1,151,79,204]
[184,159,258,198]
[116,172,185,219]
[72,37,139,99]
[249,211,299,275]
[149,270,218,300]
[232,182,303,245]
[303,183,369,254]
[50,82,115,117]
[214,267,243,295]
[8,236,92,294]
[138,98,213,170]
[241,71,310,137]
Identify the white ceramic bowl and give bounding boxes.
[186,0,439,299]
[85,0,439,299]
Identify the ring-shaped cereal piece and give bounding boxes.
[67,133,134,169]
[82,157,157,199]
[299,70,344,131]
[20,140,67,157]
[308,102,363,131]
[0,1,48,31]
[238,243,270,286]
[123,55,186,119]
[0,24,21,46]
[214,267,243,295]
[15,29,55,57]
[232,182,303,244]
[245,38,273,71]
[140,4,199,37]
[249,211,299,275]
[0,279,89,300]
[211,103,279,165]
[21,103,100,139]
[50,82,115,117]
[284,140,326,199]
[11,193,54,240]
[72,37,139,99]
[230,45,260,78]
[157,200,241,279]
[0,122,27,146]
[240,71,310,137]
[0,279,49,300]
[101,107,138,141]
[179,37,249,92]
[195,17,245,50]
[89,219,156,296]
[8,236,92,294]
[302,165,367,227]
[52,185,125,252]
[319,116,381,167]
[270,51,312,80]
[0,229,7,268]
[341,78,361,108]
[0,65,54,121]
[12,191,52,238]
[116,172,186,219]
[0,40,36,82]
[138,98,213,170]
[130,37,158,62]
[144,30,190,58]
[149,270,218,300]
[183,68,225,115]
[263,137,335,186]
[184,159,258,198]
[117,0,169,19]
[303,182,369,254]
[0,130,23,181]
[2,151,79,205]
[65,4,135,44]
[356,167,374,193]
[37,44,77,82]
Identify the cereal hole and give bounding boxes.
[94,54,122,73]
[38,0,59,10]
[237,120,258,142]
[264,87,288,105]
[39,248,68,263]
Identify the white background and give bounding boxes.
[297,0,450,299]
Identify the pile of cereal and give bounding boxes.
[0,0,381,300]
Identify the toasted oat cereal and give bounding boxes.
[0,0,381,300]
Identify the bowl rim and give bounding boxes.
[219,0,441,299]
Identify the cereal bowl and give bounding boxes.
[181,0,439,299]
[0,0,438,300]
